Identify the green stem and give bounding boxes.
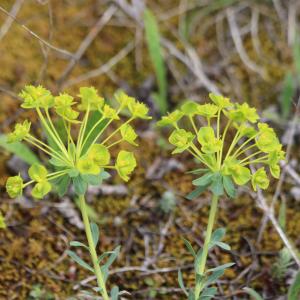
[79,195,110,300]
[194,194,219,298]
[102,117,134,145]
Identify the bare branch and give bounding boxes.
[57,5,117,86]
[0,0,24,41]
[0,4,74,59]
[62,41,135,88]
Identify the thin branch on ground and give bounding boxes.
[57,5,117,87]
[62,40,135,88]
[0,0,24,41]
[0,4,74,59]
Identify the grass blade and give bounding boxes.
[144,8,167,114]
[0,134,40,165]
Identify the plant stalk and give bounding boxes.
[194,194,219,298]
[79,194,110,300]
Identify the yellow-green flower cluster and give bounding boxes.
[158,93,284,196]
[6,86,151,200]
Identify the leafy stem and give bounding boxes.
[79,194,110,300]
[194,194,219,298]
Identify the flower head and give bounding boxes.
[120,124,138,146]
[197,104,219,119]
[115,150,137,181]
[169,129,194,154]
[6,175,23,198]
[87,144,110,166]
[78,87,104,111]
[159,93,284,198]
[102,104,119,120]
[54,93,79,121]
[77,158,100,175]
[251,167,269,191]
[6,85,150,199]
[157,110,183,127]
[128,101,151,119]
[197,127,222,154]
[7,120,31,143]
[209,93,232,109]
[181,101,199,117]
[229,103,259,123]
[19,85,54,109]
[114,90,135,108]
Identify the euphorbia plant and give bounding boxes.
[5,86,151,300]
[158,93,284,299]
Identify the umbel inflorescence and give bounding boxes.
[158,93,285,198]
[6,85,151,199]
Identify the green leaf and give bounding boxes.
[188,289,195,300]
[222,175,236,198]
[209,228,226,247]
[0,135,40,165]
[280,72,294,119]
[187,168,209,175]
[82,170,110,186]
[144,9,167,114]
[243,287,264,300]
[278,199,286,230]
[214,241,231,251]
[97,251,115,264]
[208,262,235,273]
[68,168,79,178]
[72,175,88,195]
[55,175,70,197]
[210,173,224,196]
[288,270,300,300]
[194,249,204,274]
[91,222,99,247]
[66,250,94,273]
[293,36,300,78]
[186,185,209,200]
[192,172,214,186]
[70,241,89,250]
[110,286,119,300]
[178,269,188,296]
[205,269,224,286]
[102,246,121,270]
[199,287,217,299]
[183,238,196,258]
[81,111,108,155]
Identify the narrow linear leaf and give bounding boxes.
[70,241,89,250]
[288,270,300,300]
[208,262,235,273]
[192,172,214,186]
[0,135,40,165]
[183,238,196,257]
[66,250,94,273]
[144,8,167,114]
[110,285,119,300]
[91,222,99,247]
[214,241,231,251]
[178,269,188,296]
[278,198,286,231]
[280,72,294,119]
[223,175,236,198]
[243,287,264,300]
[205,269,224,286]
[186,185,209,200]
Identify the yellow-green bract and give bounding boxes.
[5,85,151,200]
[158,93,285,197]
